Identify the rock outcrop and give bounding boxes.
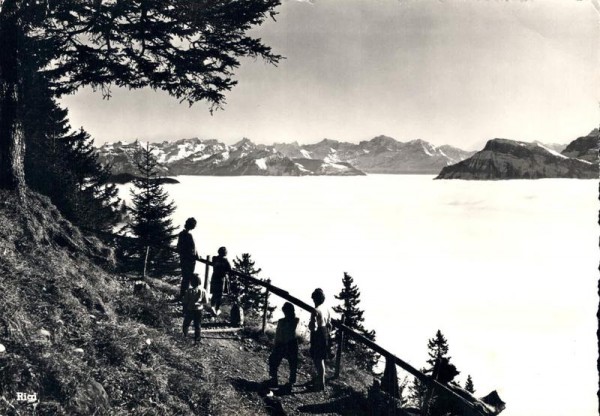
[560,129,599,163]
[436,133,598,179]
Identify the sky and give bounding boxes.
[60,0,599,150]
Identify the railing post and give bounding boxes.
[262,279,271,334]
[334,315,345,378]
[204,255,210,291]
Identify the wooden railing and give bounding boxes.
[83,228,499,416]
[195,256,495,416]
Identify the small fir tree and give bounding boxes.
[409,330,462,416]
[426,330,450,367]
[128,143,177,277]
[332,272,377,370]
[465,375,475,394]
[232,253,273,317]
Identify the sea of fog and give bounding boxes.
[119,175,598,416]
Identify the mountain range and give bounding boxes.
[96,136,475,177]
[97,132,596,180]
[274,136,475,174]
[436,129,598,179]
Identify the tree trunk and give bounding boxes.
[0,83,25,190]
[0,7,26,191]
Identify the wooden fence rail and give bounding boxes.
[81,230,495,416]
[195,257,490,416]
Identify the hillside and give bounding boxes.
[560,129,599,162]
[0,191,378,415]
[436,132,598,179]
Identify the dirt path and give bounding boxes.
[168,320,374,415]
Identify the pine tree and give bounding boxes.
[128,143,177,277]
[332,272,377,370]
[23,82,119,232]
[426,330,450,368]
[24,91,78,216]
[409,330,462,416]
[465,375,475,394]
[232,253,273,317]
[61,128,120,232]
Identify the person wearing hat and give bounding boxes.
[177,217,201,300]
[309,288,331,391]
[267,302,299,389]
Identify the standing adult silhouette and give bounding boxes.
[309,288,331,391]
[177,217,200,300]
[210,246,231,317]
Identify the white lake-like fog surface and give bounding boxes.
[119,175,598,416]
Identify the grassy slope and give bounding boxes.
[0,190,378,415]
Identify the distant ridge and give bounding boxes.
[97,138,365,176]
[275,135,475,174]
[436,130,598,180]
[97,136,475,176]
[561,129,599,162]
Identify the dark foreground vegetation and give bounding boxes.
[0,190,387,415]
[0,190,209,414]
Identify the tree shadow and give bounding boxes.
[231,378,287,415]
[296,383,371,415]
[231,377,377,416]
[231,377,269,395]
[297,392,370,415]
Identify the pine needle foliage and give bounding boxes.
[128,143,177,277]
[465,375,475,394]
[427,330,450,367]
[232,253,274,317]
[409,330,463,416]
[333,272,377,370]
[23,83,119,232]
[1,0,282,190]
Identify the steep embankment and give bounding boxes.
[0,190,212,414]
[0,191,375,415]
